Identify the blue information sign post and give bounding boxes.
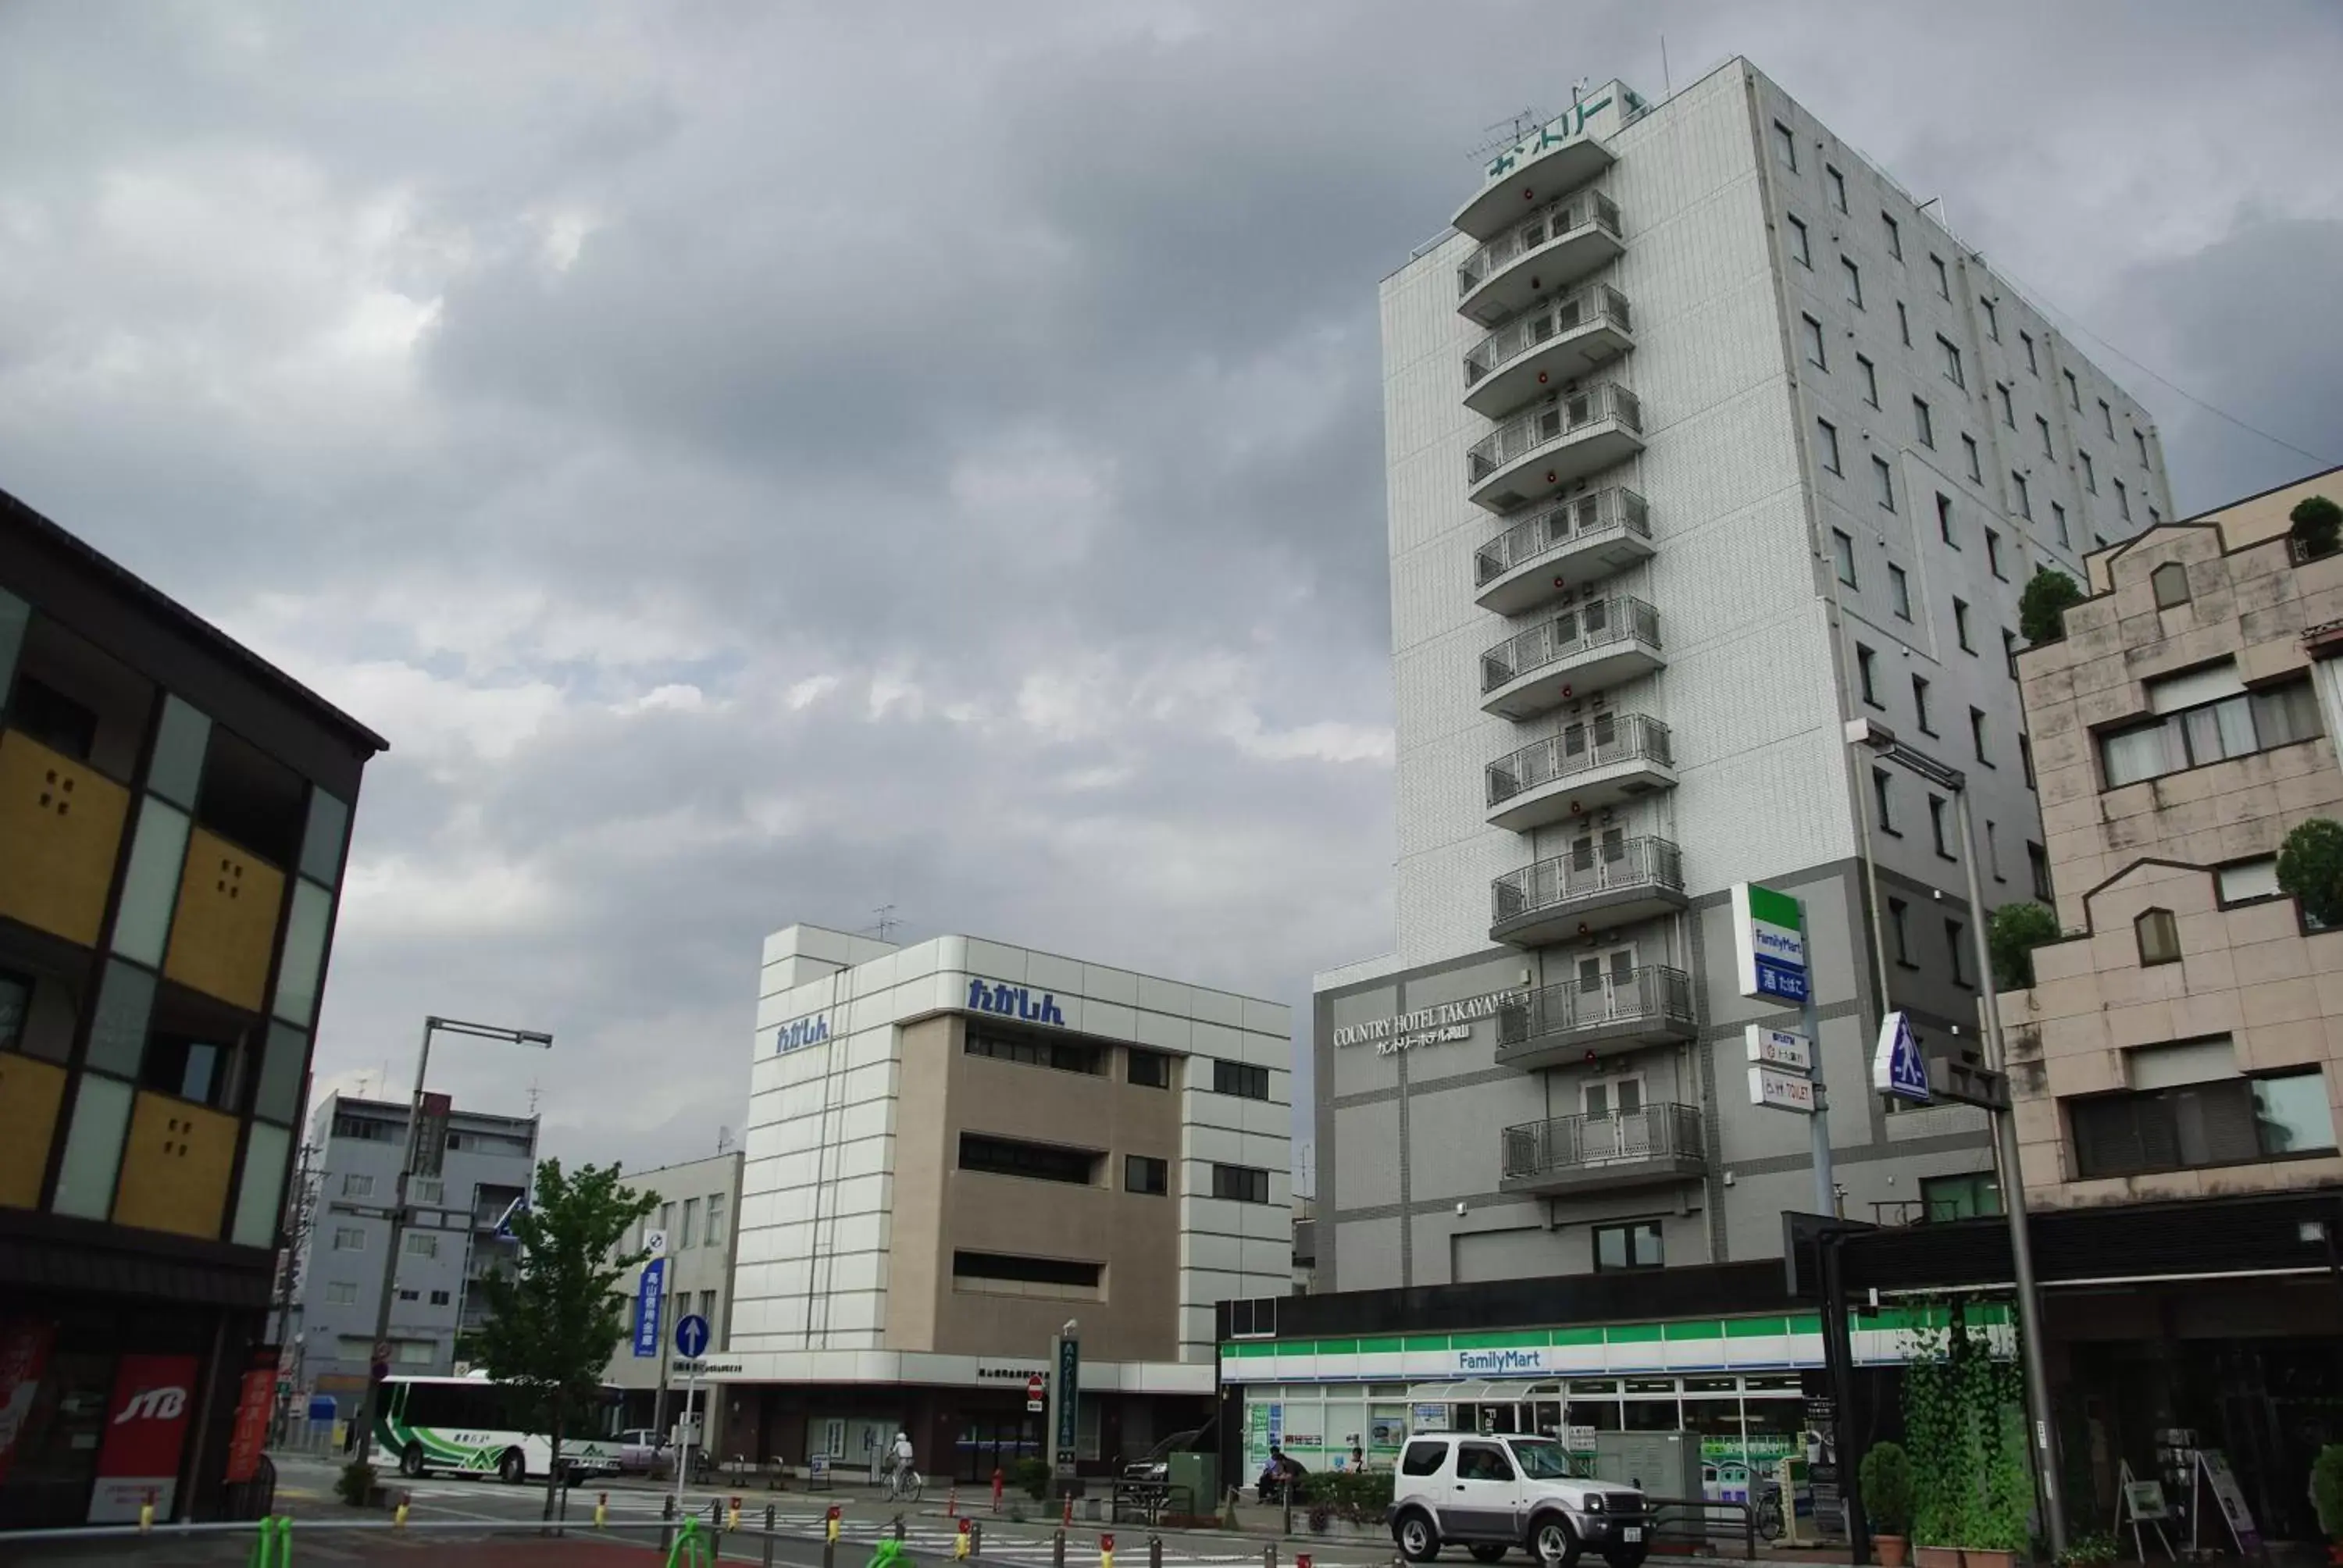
[633,1258,666,1358]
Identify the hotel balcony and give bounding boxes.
[1489,834,1685,946]
[1493,968,1697,1074]
[1473,487,1652,617]
[1466,383,1643,514]
[1499,1103,1707,1197]
[1462,285,1634,420]
[1457,189,1625,327]
[1484,711,1674,833]
[1479,596,1661,721]
[1453,126,1617,242]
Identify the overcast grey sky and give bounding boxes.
[2,2,2334,1176]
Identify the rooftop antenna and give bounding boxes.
[1572,77,1591,107]
[716,1124,733,1155]
[869,904,900,943]
[526,1078,541,1117]
[1467,107,1546,162]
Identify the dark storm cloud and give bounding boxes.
[0,1,2333,1167]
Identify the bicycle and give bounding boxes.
[1753,1481,1785,1541]
[886,1459,925,1503]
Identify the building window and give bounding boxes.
[1124,1155,1168,1196]
[2028,841,2052,902]
[1889,565,1912,620]
[1213,1059,1270,1100]
[325,1280,358,1305]
[1938,492,1956,545]
[1897,301,1912,346]
[1947,920,1970,986]
[1970,707,1991,764]
[658,1201,673,1237]
[679,1197,698,1247]
[1211,1164,1271,1204]
[1817,418,1843,474]
[1802,313,1828,369]
[1921,1173,2002,1221]
[1787,213,1810,267]
[2081,450,2097,492]
[1857,644,1881,706]
[1996,382,2015,428]
[1842,257,1863,308]
[2020,332,2038,374]
[1985,529,2005,579]
[1981,297,1999,339]
[2100,398,2115,438]
[430,1289,451,1307]
[1913,675,1934,733]
[2115,479,2132,522]
[396,1288,419,1303]
[342,1173,374,1199]
[1954,598,1974,651]
[1592,1221,1664,1272]
[1929,794,1952,857]
[2003,629,2020,679]
[1883,211,1903,259]
[704,1191,726,1249]
[1873,768,1897,834]
[2052,501,2070,548]
[1126,1048,1172,1088]
[1832,528,1857,586]
[2069,1065,2337,1179]
[1227,1297,1278,1338]
[1986,818,2004,879]
[1931,254,1949,298]
[406,1231,438,1259]
[2012,472,2032,520]
[960,1132,1100,1185]
[1887,898,1912,964]
[2135,908,2181,966]
[2020,732,2035,789]
[1858,354,1879,407]
[2149,505,2162,525]
[2216,858,2281,903]
[952,1251,1104,1296]
[1827,164,1848,212]
[2135,429,2151,467]
[1774,119,1798,169]
[697,1290,715,1322]
[2098,676,2323,788]
[1938,334,1964,387]
[1913,397,1935,447]
[2151,561,2190,608]
[1873,454,1896,511]
[966,1028,1104,1075]
[2065,369,2081,411]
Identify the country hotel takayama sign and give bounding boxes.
[1332,988,1526,1055]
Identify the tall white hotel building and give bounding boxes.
[1310,58,2174,1292]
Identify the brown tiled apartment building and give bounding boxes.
[2002,465,2343,1207]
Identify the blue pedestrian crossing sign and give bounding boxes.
[1871,1010,1932,1103]
[674,1313,711,1360]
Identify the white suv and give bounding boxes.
[1387,1432,1649,1566]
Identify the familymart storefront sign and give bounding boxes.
[1332,988,1526,1057]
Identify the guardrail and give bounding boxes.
[1638,1494,1756,1559]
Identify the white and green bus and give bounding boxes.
[376,1374,625,1483]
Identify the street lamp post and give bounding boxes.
[1846,720,2067,1556]
[351,1015,553,1477]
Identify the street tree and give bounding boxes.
[474,1159,658,1520]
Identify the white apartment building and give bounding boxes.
[712,925,1290,1480]
[1311,58,2174,1293]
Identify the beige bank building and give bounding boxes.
[698,925,1293,1484]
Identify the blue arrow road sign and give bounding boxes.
[632,1258,665,1358]
[675,1313,711,1360]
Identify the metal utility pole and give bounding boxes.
[1796,912,1835,1217]
[350,1016,552,1476]
[1846,719,2067,1556]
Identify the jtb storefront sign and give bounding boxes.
[968,979,1065,1027]
[88,1354,198,1523]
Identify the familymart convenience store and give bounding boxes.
[1220,1305,2010,1488]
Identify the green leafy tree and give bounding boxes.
[2311,1442,2343,1542]
[2291,494,2341,561]
[1858,1440,1915,1538]
[2277,818,2343,929]
[1987,902,2061,989]
[2018,568,2084,646]
[473,1160,658,1520]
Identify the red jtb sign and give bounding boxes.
[87,1354,199,1523]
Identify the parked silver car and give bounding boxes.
[1387,1432,1649,1566]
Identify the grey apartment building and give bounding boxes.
[290,1092,537,1402]
[602,1151,743,1438]
[1314,58,2173,1295]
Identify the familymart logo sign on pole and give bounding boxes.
[1731,883,1810,1004]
